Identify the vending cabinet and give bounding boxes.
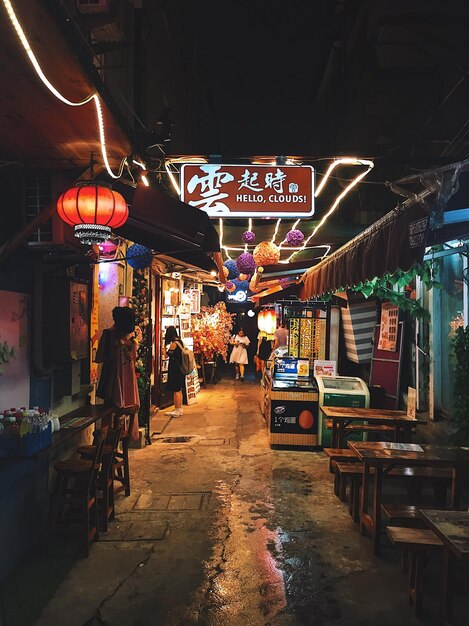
[316,375,370,446]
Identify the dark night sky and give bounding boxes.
[181,0,338,156]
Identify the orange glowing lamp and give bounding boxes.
[57,182,128,245]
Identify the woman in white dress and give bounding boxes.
[229,328,250,381]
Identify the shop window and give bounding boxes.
[25,171,52,243]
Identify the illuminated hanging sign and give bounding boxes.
[180,164,315,217]
[227,289,248,303]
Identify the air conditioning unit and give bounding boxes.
[76,0,110,14]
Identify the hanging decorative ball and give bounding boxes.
[225,280,236,293]
[127,244,153,269]
[239,273,250,281]
[236,252,256,275]
[285,229,305,246]
[242,230,256,245]
[234,279,249,292]
[224,259,238,280]
[56,182,128,245]
[253,241,280,266]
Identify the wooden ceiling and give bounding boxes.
[0,0,132,169]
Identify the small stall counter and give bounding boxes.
[268,356,319,447]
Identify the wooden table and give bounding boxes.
[321,406,427,448]
[420,509,469,625]
[348,441,469,556]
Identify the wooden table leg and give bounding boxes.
[331,419,338,448]
[451,465,460,509]
[372,465,383,556]
[337,420,345,449]
[441,548,454,626]
[360,461,371,536]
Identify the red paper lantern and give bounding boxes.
[57,183,128,244]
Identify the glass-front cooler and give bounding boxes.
[316,375,370,446]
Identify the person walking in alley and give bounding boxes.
[95,306,140,440]
[164,325,185,417]
[229,328,250,381]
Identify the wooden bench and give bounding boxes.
[323,447,360,473]
[323,419,395,444]
[386,526,443,618]
[332,461,365,521]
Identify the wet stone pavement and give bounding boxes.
[5,376,467,625]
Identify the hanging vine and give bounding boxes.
[131,268,151,406]
[340,260,442,320]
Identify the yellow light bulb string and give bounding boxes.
[3,0,127,179]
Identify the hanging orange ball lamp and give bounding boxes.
[56,182,129,245]
[263,309,277,335]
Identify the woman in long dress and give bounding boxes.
[95,306,141,440]
[229,328,250,381]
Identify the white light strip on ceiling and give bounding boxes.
[164,162,181,195]
[315,158,373,197]
[3,0,126,179]
[285,159,374,262]
[271,218,281,243]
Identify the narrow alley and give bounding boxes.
[4,376,458,626]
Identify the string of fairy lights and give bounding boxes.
[167,157,374,265]
[3,0,375,270]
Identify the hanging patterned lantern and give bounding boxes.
[127,243,153,269]
[257,309,266,332]
[224,259,238,280]
[236,252,256,275]
[253,241,280,266]
[263,309,277,335]
[285,229,305,246]
[242,230,256,244]
[57,182,128,245]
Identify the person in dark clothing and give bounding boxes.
[163,325,185,417]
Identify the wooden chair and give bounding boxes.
[49,428,107,557]
[77,425,122,531]
[386,526,443,618]
[113,405,139,497]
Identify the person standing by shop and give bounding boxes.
[256,329,274,376]
[95,306,141,440]
[229,328,250,381]
[273,321,289,352]
[163,325,185,417]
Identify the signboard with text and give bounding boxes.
[180,164,315,217]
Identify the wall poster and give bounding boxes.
[378,303,399,351]
[0,291,30,408]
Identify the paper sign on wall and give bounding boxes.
[378,303,399,351]
[313,360,337,378]
[407,386,416,418]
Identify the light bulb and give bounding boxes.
[247,309,255,317]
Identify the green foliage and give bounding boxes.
[348,261,442,320]
[450,326,469,445]
[132,268,151,422]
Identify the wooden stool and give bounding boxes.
[77,426,122,531]
[49,428,107,556]
[113,405,138,497]
[386,526,443,618]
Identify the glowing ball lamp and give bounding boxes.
[57,182,128,245]
[253,241,280,266]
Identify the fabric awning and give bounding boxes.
[301,201,430,298]
[118,182,220,273]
